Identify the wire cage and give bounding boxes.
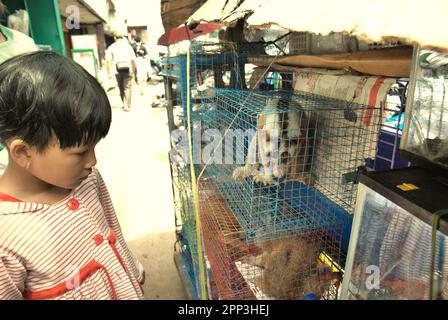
[171,157,209,300]
[174,41,428,300]
[182,42,387,300]
[401,47,448,170]
[160,55,189,121]
[196,88,380,238]
[170,158,199,261]
[199,178,343,300]
[174,226,202,300]
[191,87,381,299]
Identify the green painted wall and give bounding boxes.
[24,0,66,56]
[3,0,67,56]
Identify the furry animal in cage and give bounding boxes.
[241,237,338,299]
[233,97,314,185]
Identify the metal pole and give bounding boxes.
[164,76,176,134]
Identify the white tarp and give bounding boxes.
[188,0,448,49]
[293,73,396,208]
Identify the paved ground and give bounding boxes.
[96,79,188,299]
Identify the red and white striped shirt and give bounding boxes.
[0,168,145,300]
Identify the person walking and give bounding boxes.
[105,31,136,111]
[133,36,149,95]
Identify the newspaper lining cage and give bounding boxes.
[340,168,448,300]
[401,46,448,169]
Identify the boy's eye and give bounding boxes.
[77,150,88,156]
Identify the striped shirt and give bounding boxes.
[0,168,144,300]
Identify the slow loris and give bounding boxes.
[233,96,314,185]
[241,237,339,299]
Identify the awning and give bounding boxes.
[249,46,413,77]
[188,0,448,49]
[59,0,106,24]
[158,22,221,46]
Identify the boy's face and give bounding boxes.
[29,138,98,190]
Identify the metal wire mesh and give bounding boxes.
[196,88,381,220]
[199,179,343,300]
[171,159,200,263]
[182,42,385,300]
[345,189,448,300]
[288,32,311,55]
[192,87,379,299]
[178,226,201,299]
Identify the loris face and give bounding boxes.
[256,112,283,178]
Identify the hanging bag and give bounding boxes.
[116,61,130,73]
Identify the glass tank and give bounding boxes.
[400,46,448,169]
[340,168,448,300]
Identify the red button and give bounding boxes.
[93,235,104,245]
[67,199,79,210]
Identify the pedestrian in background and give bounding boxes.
[133,36,149,95]
[105,31,136,112]
[0,1,37,63]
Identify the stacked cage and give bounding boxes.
[186,42,384,300]
[162,54,206,299]
[160,55,189,114]
[170,152,203,298]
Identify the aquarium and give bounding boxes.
[400,46,448,170]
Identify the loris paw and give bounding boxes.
[288,173,316,186]
[240,254,265,268]
[254,172,277,185]
[233,167,248,180]
[301,174,316,186]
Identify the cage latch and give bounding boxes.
[341,166,367,184]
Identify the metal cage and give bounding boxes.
[192,87,381,299]
[174,42,407,300]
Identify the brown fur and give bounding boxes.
[279,111,315,185]
[243,237,336,299]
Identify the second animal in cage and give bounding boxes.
[233,96,315,185]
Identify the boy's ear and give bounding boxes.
[8,139,32,169]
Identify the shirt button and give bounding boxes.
[93,235,104,245]
[67,199,80,210]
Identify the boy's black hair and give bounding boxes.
[0,51,111,152]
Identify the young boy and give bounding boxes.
[0,51,145,299]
